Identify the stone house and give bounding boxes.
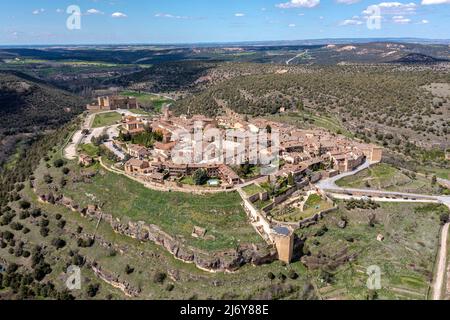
[124,159,150,174]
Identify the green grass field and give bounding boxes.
[336,163,445,195]
[9,180,313,300]
[34,160,263,252]
[242,184,265,196]
[297,201,449,300]
[272,194,334,222]
[92,112,122,128]
[418,166,450,180]
[120,91,172,112]
[78,144,100,157]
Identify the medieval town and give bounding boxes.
[76,95,384,264]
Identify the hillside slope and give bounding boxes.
[0,71,85,135]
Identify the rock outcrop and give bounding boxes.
[40,193,277,272]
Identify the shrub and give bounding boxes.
[31,209,42,218]
[19,201,31,210]
[51,238,67,250]
[288,270,298,280]
[86,283,100,298]
[40,227,49,237]
[43,174,53,184]
[77,238,94,248]
[193,169,209,186]
[10,222,23,231]
[277,273,287,281]
[1,230,15,241]
[153,272,167,284]
[57,220,66,229]
[53,159,65,168]
[440,212,449,225]
[125,265,135,275]
[166,284,175,292]
[19,211,30,219]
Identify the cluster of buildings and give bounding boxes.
[116,106,382,189]
[86,95,139,111]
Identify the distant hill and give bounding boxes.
[104,61,219,93]
[2,41,450,66]
[0,70,85,136]
[392,53,449,64]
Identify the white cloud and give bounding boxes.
[32,8,45,15]
[86,9,103,15]
[234,13,245,17]
[420,19,430,23]
[111,12,127,18]
[392,15,411,23]
[288,23,297,27]
[155,13,191,19]
[339,19,363,25]
[56,8,63,14]
[422,0,450,4]
[336,0,361,4]
[362,2,417,16]
[276,0,320,9]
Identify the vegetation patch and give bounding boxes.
[336,163,445,195]
[34,161,263,252]
[297,201,449,300]
[92,112,122,128]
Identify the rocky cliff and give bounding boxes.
[40,193,277,272]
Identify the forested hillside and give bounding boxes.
[173,64,450,153]
[0,71,85,135]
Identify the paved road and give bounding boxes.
[315,160,450,300]
[316,160,450,205]
[104,140,125,160]
[315,160,371,190]
[63,109,147,160]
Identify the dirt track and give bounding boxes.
[433,222,449,300]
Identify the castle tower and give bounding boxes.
[370,146,383,163]
[271,226,294,264]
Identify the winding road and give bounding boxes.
[315,160,450,300]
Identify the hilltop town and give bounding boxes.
[1,41,450,302]
[71,96,386,263]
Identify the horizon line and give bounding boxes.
[1,36,450,48]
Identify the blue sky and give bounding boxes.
[0,0,449,44]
